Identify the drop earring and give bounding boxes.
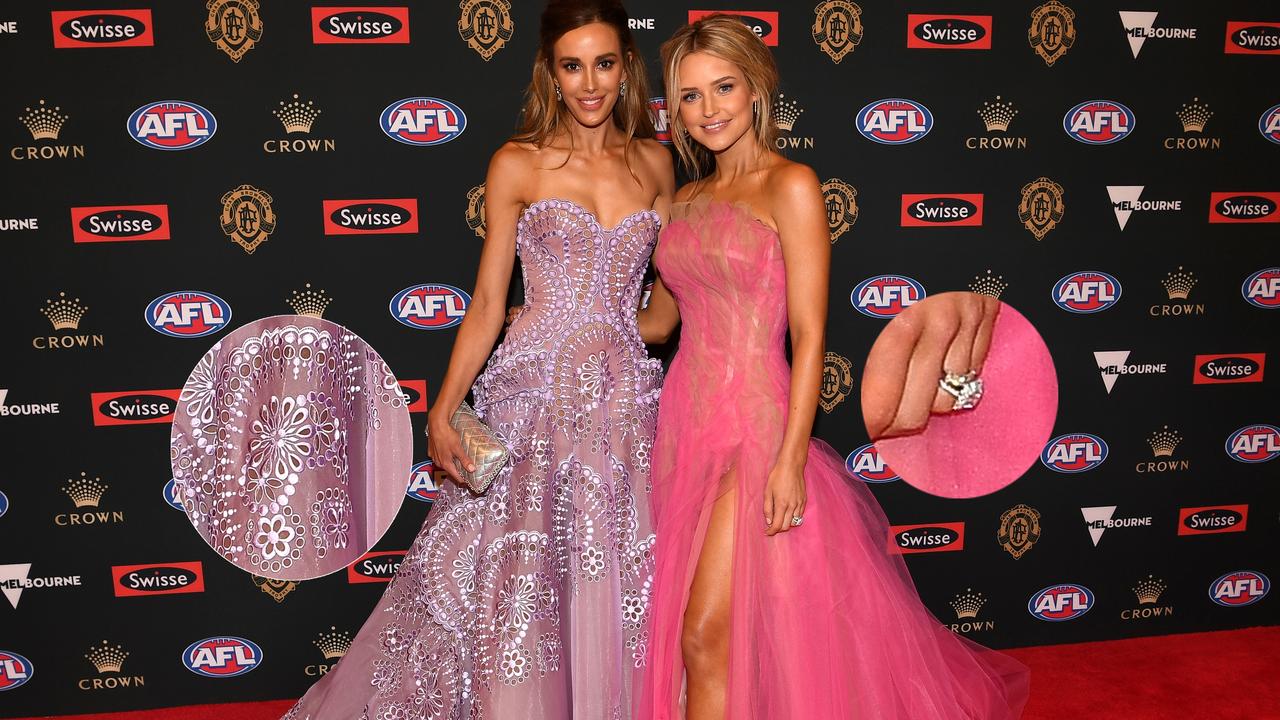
[555,83,562,101]
[619,80,628,99]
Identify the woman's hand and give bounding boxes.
[861,292,1000,441]
[427,406,475,486]
[763,456,807,536]
[505,305,522,328]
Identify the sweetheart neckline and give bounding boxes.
[519,197,661,232]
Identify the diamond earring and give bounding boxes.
[554,83,562,101]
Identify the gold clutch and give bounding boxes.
[446,401,509,493]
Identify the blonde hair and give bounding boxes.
[661,14,780,176]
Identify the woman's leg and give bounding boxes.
[681,474,737,720]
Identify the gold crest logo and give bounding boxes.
[821,178,858,243]
[1018,177,1064,241]
[252,574,298,602]
[812,0,863,64]
[458,0,513,61]
[466,182,487,239]
[820,352,854,413]
[206,0,262,63]
[1028,1,1076,66]
[998,504,1041,559]
[220,184,276,254]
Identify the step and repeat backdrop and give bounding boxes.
[1,0,1277,715]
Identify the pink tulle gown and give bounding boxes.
[639,198,1030,719]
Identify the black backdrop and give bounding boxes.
[1,0,1277,715]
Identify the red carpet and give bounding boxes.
[13,627,1279,720]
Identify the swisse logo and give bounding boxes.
[851,275,925,318]
[182,637,261,678]
[1063,100,1134,145]
[398,379,427,412]
[1225,424,1280,463]
[1029,584,1094,622]
[1210,571,1270,607]
[347,550,406,583]
[112,561,205,596]
[1242,268,1280,309]
[900,194,983,226]
[689,10,778,46]
[312,7,410,43]
[856,99,933,145]
[1041,433,1107,473]
[1225,21,1280,54]
[127,101,217,151]
[1052,271,1121,313]
[906,14,991,49]
[1178,505,1248,536]
[52,9,153,47]
[71,205,169,243]
[380,97,465,146]
[648,97,670,144]
[406,460,443,503]
[0,651,33,691]
[845,443,899,483]
[145,292,230,338]
[322,199,418,235]
[1193,353,1264,384]
[1208,192,1280,223]
[888,522,965,554]
[90,389,179,426]
[391,284,470,330]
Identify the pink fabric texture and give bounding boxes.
[876,302,1058,499]
[639,199,1029,719]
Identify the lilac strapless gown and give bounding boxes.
[286,199,663,720]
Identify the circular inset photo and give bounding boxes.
[860,292,1057,498]
[169,315,412,580]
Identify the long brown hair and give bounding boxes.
[661,14,780,177]
[512,0,655,159]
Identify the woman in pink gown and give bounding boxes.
[635,16,1030,719]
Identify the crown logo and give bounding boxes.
[1176,98,1212,134]
[950,588,987,619]
[273,93,321,134]
[978,96,1017,132]
[774,94,803,132]
[1147,425,1181,457]
[313,626,352,659]
[63,472,107,508]
[287,283,331,318]
[41,291,87,330]
[968,270,1008,299]
[20,99,68,141]
[85,641,129,674]
[1161,266,1196,300]
[1133,575,1167,605]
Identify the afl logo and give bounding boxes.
[851,275,925,318]
[1041,433,1108,473]
[1209,571,1270,607]
[855,99,933,145]
[0,650,33,691]
[1063,100,1134,145]
[406,460,442,503]
[1260,104,1280,145]
[127,101,217,150]
[182,637,261,677]
[845,443,899,483]
[649,97,671,144]
[1242,268,1280,309]
[163,478,184,510]
[391,284,470,330]
[0,490,7,519]
[1052,271,1121,313]
[1028,584,1094,621]
[1225,424,1280,463]
[145,291,231,338]
[380,97,466,146]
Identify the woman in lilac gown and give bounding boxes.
[635,16,1030,719]
[284,2,672,718]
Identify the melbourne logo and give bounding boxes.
[265,93,335,153]
[322,199,418,235]
[1095,351,1167,394]
[888,522,965,554]
[0,651,32,691]
[1107,186,1181,230]
[13,99,85,160]
[1225,424,1280,463]
[1178,505,1248,536]
[1193,353,1264,384]
[1242,268,1280,309]
[380,97,466,146]
[112,561,205,597]
[819,351,853,412]
[821,178,858,242]
[856,99,933,144]
[967,96,1026,150]
[998,504,1041,559]
[1041,433,1107,473]
[851,275,925,318]
[1028,1,1076,66]
[127,101,217,150]
[1052,271,1121,313]
[182,637,261,678]
[1080,506,1152,546]
[0,563,83,609]
[1063,100,1134,144]
[347,550,405,583]
[812,0,863,63]
[206,0,262,62]
[220,184,276,253]
[312,7,409,43]
[901,194,983,226]
[34,291,103,350]
[1209,571,1270,607]
[1208,192,1280,223]
[1260,103,1280,145]
[71,205,169,243]
[390,284,470,329]
[145,292,231,338]
[907,14,991,49]
[1019,177,1064,240]
[406,460,442,503]
[90,389,180,426]
[0,388,61,418]
[690,11,778,46]
[1118,11,1197,58]
[1028,584,1093,621]
[1224,21,1280,54]
[845,443,899,483]
[52,9,153,47]
[458,0,513,60]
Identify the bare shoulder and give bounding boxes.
[766,158,820,198]
[487,141,538,198]
[632,138,674,183]
[674,180,702,203]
